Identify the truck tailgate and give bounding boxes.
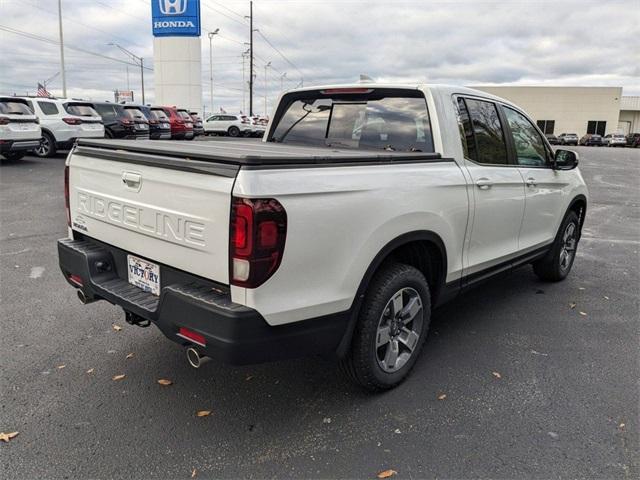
[68,148,235,284]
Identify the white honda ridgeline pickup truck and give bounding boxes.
[58,84,587,391]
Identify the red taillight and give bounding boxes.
[230,197,287,288]
[62,117,82,125]
[0,116,10,125]
[177,327,206,347]
[64,165,70,227]
[68,274,83,287]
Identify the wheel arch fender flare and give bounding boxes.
[567,194,588,233]
[335,230,447,358]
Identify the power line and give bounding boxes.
[255,29,303,84]
[207,1,247,21]
[0,25,153,71]
[201,1,248,28]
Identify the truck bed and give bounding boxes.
[75,138,443,168]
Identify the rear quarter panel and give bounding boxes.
[233,161,469,325]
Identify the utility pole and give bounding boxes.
[140,58,145,104]
[249,1,253,116]
[57,0,67,97]
[208,29,219,115]
[108,43,145,104]
[264,62,271,116]
[241,49,249,113]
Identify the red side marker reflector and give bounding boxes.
[68,274,83,287]
[177,327,206,347]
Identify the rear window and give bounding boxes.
[65,103,98,117]
[0,100,33,115]
[177,110,192,120]
[150,108,169,120]
[124,107,147,120]
[269,89,434,152]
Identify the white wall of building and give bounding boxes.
[153,36,202,113]
[474,86,623,136]
[619,96,640,135]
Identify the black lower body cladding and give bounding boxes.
[57,235,349,365]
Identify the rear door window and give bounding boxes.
[458,98,508,165]
[270,89,434,152]
[94,104,116,120]
[38,101,59,115]
[65,103,99,117]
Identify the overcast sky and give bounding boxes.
[1,0,638,115]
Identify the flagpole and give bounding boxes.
[57,0,67,97]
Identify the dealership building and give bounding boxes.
[474,86,640,137]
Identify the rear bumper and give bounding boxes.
[57,236,349,365]
[0,139,40,153]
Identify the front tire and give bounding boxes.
[35,132,57,158]
[533,210,580,282]
[228,126,240,137]
[340,263,431,392]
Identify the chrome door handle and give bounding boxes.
[526,177,537,187]
[476,178,492,190]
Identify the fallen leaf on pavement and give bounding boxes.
[0,431,19,443]
[157,379,173,386]
[112,324,122,332]
[57,365,66,369]
[112,374,126,381]
[323,417,331,424]
[569,302,577,309]
[377,469,397,479]
[196,410,211,417]
[578,287,585,291]
[437,393,447,400]
[492,371,502,379]
[125,353,134,359]
[604,296,609,300]
[245,375,254,381]
[619,423,625,430]
[191,468,197,478]
[86,368,94,374]
[579,311,588,316]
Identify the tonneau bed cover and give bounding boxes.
[75,138,442,167]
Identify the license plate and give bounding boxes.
[127,255,160,296]
[16,124,36,131]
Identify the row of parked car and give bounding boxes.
[545,132,640,147]
[0,96,268,160]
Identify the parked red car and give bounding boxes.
[159,106,194,140]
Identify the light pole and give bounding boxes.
[108,43,145,104]
[241,49,250,113]
[57,0,67,97]
[264,61,271,117]
[207,29,219,116]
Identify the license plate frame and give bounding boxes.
[127,255,160,296]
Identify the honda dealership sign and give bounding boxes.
[152,0,201,37]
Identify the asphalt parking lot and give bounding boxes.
[1,145,638,479]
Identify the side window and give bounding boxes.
[95,105,115,120]
[38,101,59,115]
[456,97,475,160]
[503,107,549,167]
[464,98,508,165]
[26,100,35,113]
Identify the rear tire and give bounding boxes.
[533,210,580,282]
[340,263,431,392]
[228,126,240,137]
[35,132,56,158]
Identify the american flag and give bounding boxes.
[37,82,51,97]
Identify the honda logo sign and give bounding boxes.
[152,0,200,37]
[158,0,187,15]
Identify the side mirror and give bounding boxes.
[553,149,579,170]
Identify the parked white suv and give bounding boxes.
[203,114,252,137]
[58,84,588,391]
[20,97,104,157]
[0,96,41,161]
[602,133,626,147]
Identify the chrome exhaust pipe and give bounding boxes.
[77,290,96,305]
[186,347,210,369]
